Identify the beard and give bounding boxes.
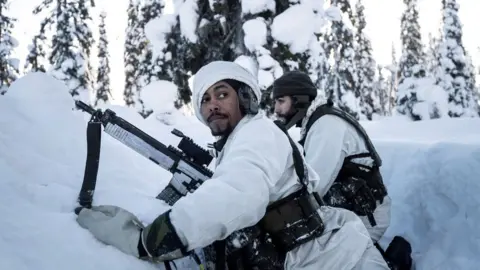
[210,122,234,137]
[274,114,288,124]
[275,112,295,126]
[208,113,233,137]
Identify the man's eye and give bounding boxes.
[201,97,210,104]
[218,92,227,99]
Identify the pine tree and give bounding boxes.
[167,18,196,108]
[139,0,172,86]
[170,0,243,107]
[376,65,389,116]
[326,0,362,119]
[425,32,441,80]
[32,0,96,102]
[395,0,426,120]
[354,0,379,120]
[464,53,480,115]
[25,2,54,74]
[147,0,205,108]
[0,0,19,95]
[438,0,478,117]
[238,1,285,114]
[135,0,166,117]
[197,1,243,65]
[94,11,112,107]
[75,0,96,99]
[124,0,142,107]
[385,44,398,113]
[24,33,48,73]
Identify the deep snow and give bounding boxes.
[1,72,480,270]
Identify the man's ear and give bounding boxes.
[237,86,259,115]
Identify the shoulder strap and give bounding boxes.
[299,103,382,167]
[273,120,309,189]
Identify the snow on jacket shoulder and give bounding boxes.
[169,112,388,269]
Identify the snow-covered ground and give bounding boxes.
[2,72,480,270]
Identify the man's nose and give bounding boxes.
[274,103,281,114]
[207,99,220,112]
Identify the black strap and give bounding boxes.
[215,240,227,270]
[299,103,382,167]
[273,120,309,189]
[77,112,103,208]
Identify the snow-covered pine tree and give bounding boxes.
[24,33,48,73]
[196,0,243,65]
[0,0,19,95]
[124,0,142,107]
[438,0,478,117]
[376,65,390,116]
[464,53,480,115]
[31,0,96,102]
[325,0,362,120]
[354,0,380,120]
[270,1,332,101]
[167,14,197,107]
[76,0,96,88]
[134,0,167,117]
[425,32,440,79]
[395,0,426,120]
[235,1,334,115]
[94,11,112,107]
[24,2,54,74]
[159,0,244,108]
[144,0,204,108]
[385,43,398,113]
[237,0,285,114]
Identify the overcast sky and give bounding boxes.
[7,0,480,101]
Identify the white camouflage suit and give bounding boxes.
[168,61,389,269]
[298,97,393,243]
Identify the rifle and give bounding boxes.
[74,100,214,210]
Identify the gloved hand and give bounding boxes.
[76,205,144,258]
[76,205,188,262]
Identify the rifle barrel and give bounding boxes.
[75,100,96,115]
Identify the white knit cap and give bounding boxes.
[192,61,261,125]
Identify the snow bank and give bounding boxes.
[291,117,480,269]
[374,136,480,269]
[0,73,213,269]
[2,72,480,269]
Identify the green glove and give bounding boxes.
[76,205,188,262]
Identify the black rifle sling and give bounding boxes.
[77,111,103,209]
[273,120,309,189]
[299,104,382,167]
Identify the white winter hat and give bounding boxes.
[192,61,261,125]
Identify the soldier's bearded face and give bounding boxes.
[200,81,243,137]
[274,96,295,123]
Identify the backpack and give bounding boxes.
[299,102,388,227]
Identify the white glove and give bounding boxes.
[76,205,143,258]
